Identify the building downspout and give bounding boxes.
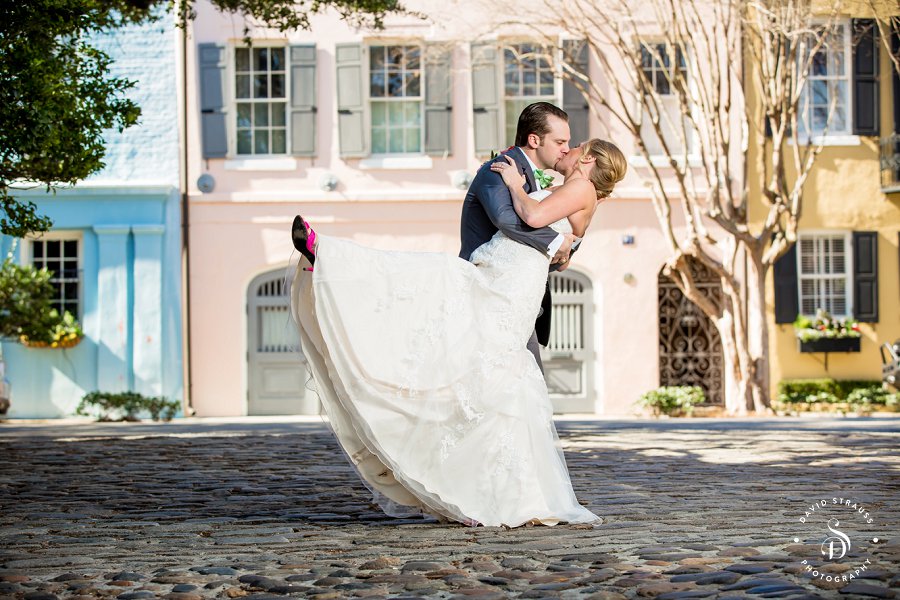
[180,13,195,416]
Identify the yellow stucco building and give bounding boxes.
[749,14,899,396]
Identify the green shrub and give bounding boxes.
[832,380,882,400]
[777,379,892,409]
[846,387,898,409]
[76,391,179,422]
[778,379,838,402]
[637,386,705,416]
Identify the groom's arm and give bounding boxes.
[477,166,563,257]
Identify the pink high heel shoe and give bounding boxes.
[291,215,317,270]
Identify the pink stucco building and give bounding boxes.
[184,0,719,416]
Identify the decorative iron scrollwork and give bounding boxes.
[658,260,724,405]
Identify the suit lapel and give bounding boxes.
[507,147,537,194]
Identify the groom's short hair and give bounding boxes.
[515,102,569,147]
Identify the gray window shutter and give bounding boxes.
[562,40,589,145]
[471,43,502,156]
[336,43,367,158]
[853,231,879,322]
[198,43,228,159]
[852,19,880,136]
[773,243,799,324]
[424,44,452,156]
[290,44,317,157]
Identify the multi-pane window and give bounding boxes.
[640,43,687,96]
[504,43,556,144]
[370,45,422,154]
[800,24,850,136]
[798,233,850,316]
[32,238,80,318]
[235,47,287,155]
[638,43,692,156]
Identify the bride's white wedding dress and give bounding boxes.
[290,190,599,527]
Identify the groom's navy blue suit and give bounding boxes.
[458,147,562,366]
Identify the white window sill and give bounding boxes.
[223,157,297,171]
[358,155,434,170]
[629,155,702,168]
[789,135,860,147]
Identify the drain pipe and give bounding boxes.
[180,11,195,416]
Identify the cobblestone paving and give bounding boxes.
[1,417,898,599]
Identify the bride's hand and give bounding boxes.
[490,155,525,188]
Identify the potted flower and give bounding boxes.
[0,258,84,349]
[793,309,861,353]
[19,310,83,349]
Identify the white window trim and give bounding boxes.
[358,155,433,170]
[798,19,853,140]
[24,231,84,320]
[229,41,291,159]
[223,157,298,171]
[365,41,427,158]
[788,134,861,147]
[796,230,854,318]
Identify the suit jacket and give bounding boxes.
[458,147,558,346]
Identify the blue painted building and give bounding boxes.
[0,13,183,417]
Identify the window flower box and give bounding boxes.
[794,309,861,354]
[19,334,83,350]
[798,337,861,353]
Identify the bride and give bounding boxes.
[290,139,626,527]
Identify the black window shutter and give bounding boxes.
[853,231,879,322]
[773,243,799,324]
[893,23,900,135]
[852,19,879,136]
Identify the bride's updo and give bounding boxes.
[581,139,627,200]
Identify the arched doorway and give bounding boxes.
[246,269,319,415]
[541,269,595,413]
[657,260,724,405]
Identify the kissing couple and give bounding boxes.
[290,102,626,527]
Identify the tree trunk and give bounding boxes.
[717,309,744,415]
[746,253,774,414]
[713,252,774,416]
[716,304,754,416]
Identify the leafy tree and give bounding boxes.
[0,258,65,342]
[0,0,145,237]
[0,0,405,238]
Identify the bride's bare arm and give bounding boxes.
[491,156,594,228]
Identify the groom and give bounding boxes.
[459,102,578,371]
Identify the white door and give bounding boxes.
[247,270,319,415]
[540,269,595,413]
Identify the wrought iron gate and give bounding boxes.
[657,261,724,405]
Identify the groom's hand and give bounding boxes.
[551,233,577,268]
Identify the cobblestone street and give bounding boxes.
[1,417,898,599]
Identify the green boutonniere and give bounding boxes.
[534,169,554,189]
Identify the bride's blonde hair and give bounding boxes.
[580,139,627,200]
